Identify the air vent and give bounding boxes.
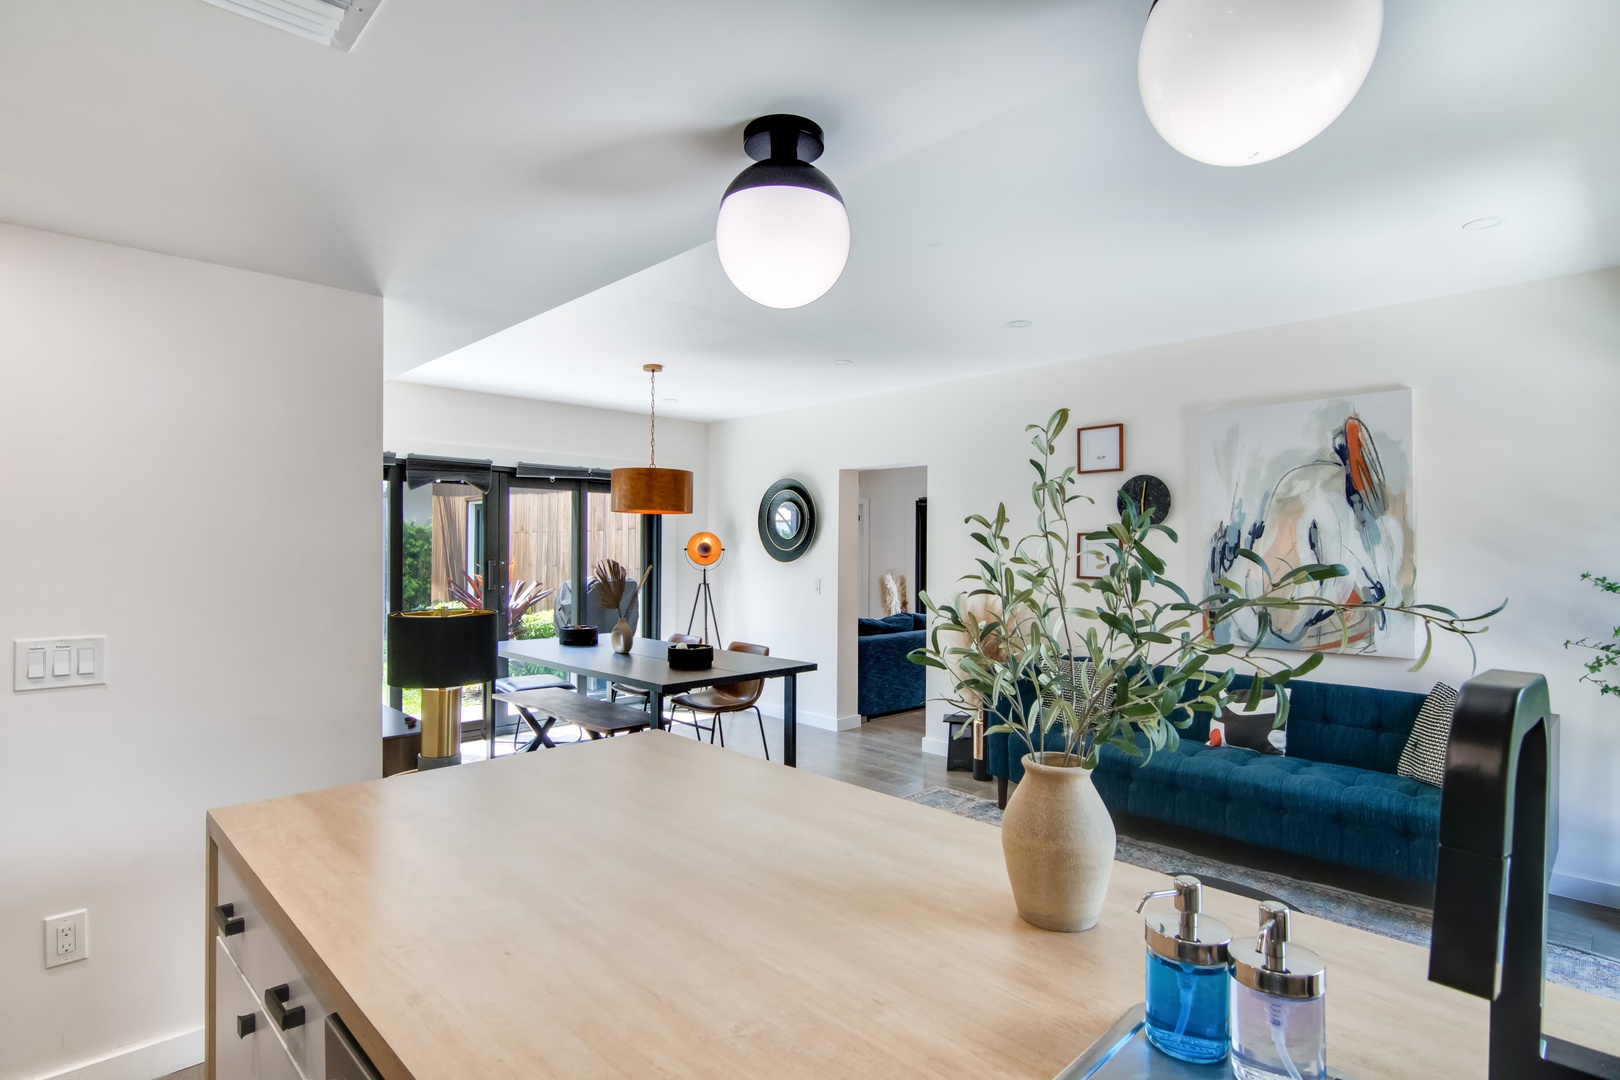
[197,0,383,51]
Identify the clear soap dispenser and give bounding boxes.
[1229,902,1328,1080]
[1136,874,1232,1064]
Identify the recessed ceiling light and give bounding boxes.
[1006,319,1034,329]
[662,397,679,403]
[834,360,854,366]
[1462,217,1504,231]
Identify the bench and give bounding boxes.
[492,688,653,752]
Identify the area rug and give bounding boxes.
[903,786,1620,1002]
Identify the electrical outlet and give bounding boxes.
[44,910,88,968]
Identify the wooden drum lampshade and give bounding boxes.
[611,364,693,515]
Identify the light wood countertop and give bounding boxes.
[206,731,1619,1079]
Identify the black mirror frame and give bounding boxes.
[758,479,817,562]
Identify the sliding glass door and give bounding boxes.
[383,456,661,755]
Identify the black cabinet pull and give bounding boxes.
[213,903,245,937]
[236,1013,257,1039]
[264,984,305,1031]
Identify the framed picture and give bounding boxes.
[1076,535,1118,580]
[1077,423,1124,474]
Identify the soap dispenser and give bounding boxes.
[1136,874,1232,1064]
[1229,902,1328,1080]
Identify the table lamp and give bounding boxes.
[387,608,498,770]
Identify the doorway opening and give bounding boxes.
[845,466,928,724]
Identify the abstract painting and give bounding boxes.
[1201,389,1415,657]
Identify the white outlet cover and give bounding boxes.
[44,909,88,968]
[14,637,106,692]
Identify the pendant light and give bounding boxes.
[610,364,693,515]
[716,114,850,309]
[1138,0,1383,167]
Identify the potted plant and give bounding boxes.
[1565,572,1619,697]
[914,408,1500,932]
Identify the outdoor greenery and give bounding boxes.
[401,522,432,610]
[1566,573,1620,698]
[913,408,1503,768]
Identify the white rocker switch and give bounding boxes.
[77,648,95,675]
[27,649,46,679]
[52,648,72,677]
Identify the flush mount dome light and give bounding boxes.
[716,115,850,309]
[1139,0,1383,167]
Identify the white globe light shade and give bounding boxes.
[716,184,850,309]
[1138,0,1383,167]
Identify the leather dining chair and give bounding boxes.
[610,633,703,709]
[667,642,771,760]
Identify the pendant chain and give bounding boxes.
[648,368,657,468]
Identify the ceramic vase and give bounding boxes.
[1000,752,1117,932]
[610,617,634,655]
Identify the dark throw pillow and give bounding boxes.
[1397,682,1459,787]
[1218,694,1286,755]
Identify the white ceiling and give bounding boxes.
[4,0,1617,421]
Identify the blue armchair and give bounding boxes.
[856,612,926,718]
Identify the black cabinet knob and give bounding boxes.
[213,903,245,937]
[236,1013,257,1039]
[264,984,306,1031]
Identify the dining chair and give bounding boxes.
[667,642,771,760]
[610,633,703,709]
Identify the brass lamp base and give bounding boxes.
[418,687,464,770]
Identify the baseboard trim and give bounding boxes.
[27,1027,203,1080]
[1550,871,1620,909]
[760,710,861,732]
[920,736,949,758]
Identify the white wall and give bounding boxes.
[383,382,711,644]
[707,267,1620,901]
[0,225,382,1079]
[858,467,927,617]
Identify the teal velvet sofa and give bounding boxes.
[985,674,1442,881]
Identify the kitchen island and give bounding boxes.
[205,731,1619,1079]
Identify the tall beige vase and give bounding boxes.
[1000,752,1117,932]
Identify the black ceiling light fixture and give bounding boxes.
[716,114,850,309]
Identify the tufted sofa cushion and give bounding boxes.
[1088,738,1443,880]
[1284,680,1426,773]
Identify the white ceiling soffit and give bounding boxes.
[197,0,381,50]
[397,0,1620,422]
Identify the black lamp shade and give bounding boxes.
[387,609,498,689]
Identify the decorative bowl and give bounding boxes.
[667,643,715,670]
[559,624,599,647]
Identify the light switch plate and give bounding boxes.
[14,637,106,692]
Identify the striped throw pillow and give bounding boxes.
[1396,682,1460,787]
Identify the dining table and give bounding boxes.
[496,636,819,765]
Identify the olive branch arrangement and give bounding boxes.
[912,408,1504,768]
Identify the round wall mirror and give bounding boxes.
[758,479,817,562]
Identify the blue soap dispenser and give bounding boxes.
[1136,874,1233,1064]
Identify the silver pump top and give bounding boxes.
[1230,901,1327,999]
[1137,875,1231,968]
